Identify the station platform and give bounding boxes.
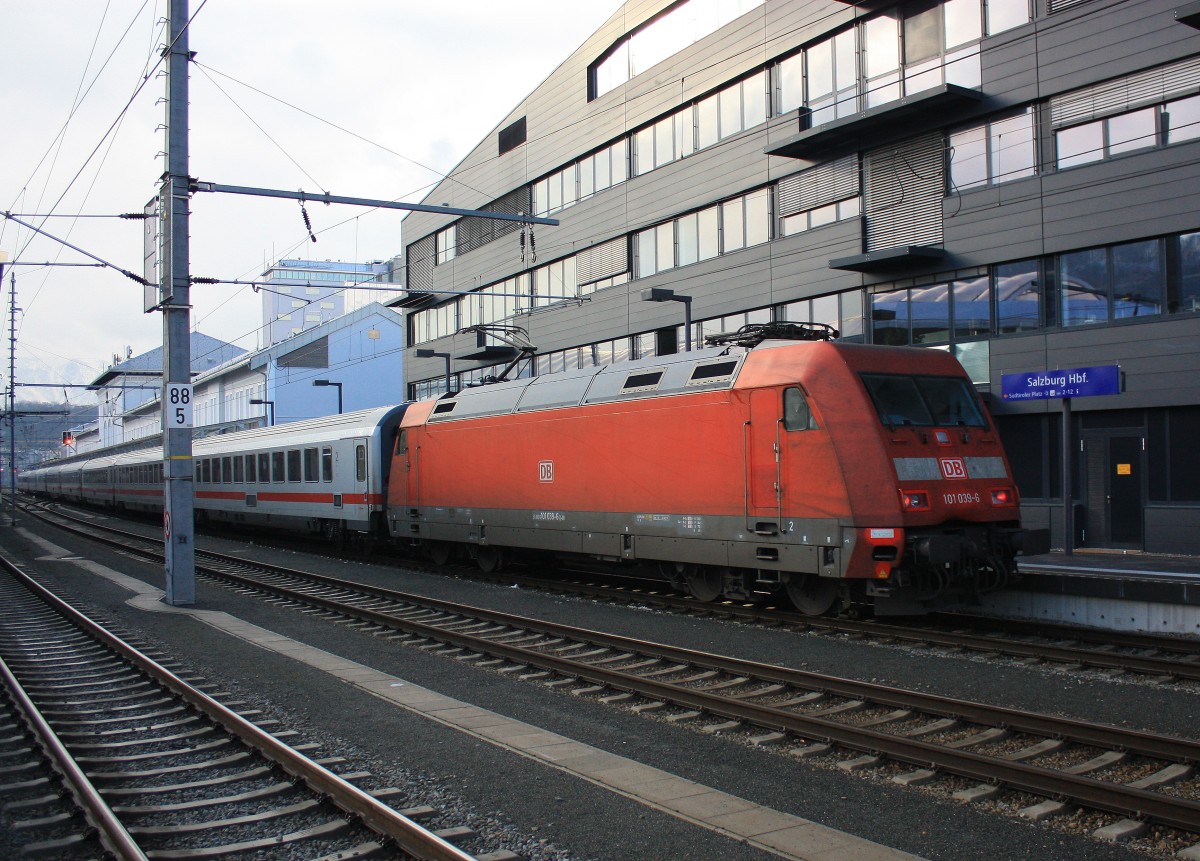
[983,549,1200,635]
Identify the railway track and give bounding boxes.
[0,550,506,861]
[20,502,1200,852]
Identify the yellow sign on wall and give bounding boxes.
[1116,463,1132,475]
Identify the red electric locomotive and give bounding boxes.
[387,325,1048,615]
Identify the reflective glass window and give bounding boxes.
[944,0,982,48]
[722,198,745,251]
[1107,108,1157,156]
[1111,239,1163,319]
[778,53,804,114]
[987,0,1030,34]
[742,71,766,128]
[677,213,699,267]
[994,259,1040,333]
[952,275,992,339]
[991,109,1036,183]
[698,206,720,261]
[1060,248,1109,326]
[783,387,818,431]
[655,116,675,166]
[950,125,988,189]
[745,188,771,247]
[1167,94,1200,144]
[911,282,951,345]
[1178,233,1200,314]
[657,223,675,270]
[720,85,743,138]
[905,1,941,65]
[871,287,910,345]
[1056,121,1104,168]
[697,94,719,149]
[636,228,658,277]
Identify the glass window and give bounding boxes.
[1056,120,1104,168]
[1060,248,1109,326]
[991,109,1036,183]
[840,290,865,342]
[674,111,695,159]
[952,275,992,339]
[745,188,771,247]
[356,444,367,482]
[871,287,910,345]
[637,228,658,278]
[233,456,244,483]
[950,125,988,189]
[259,453,271,482]
[1111,239,1163,319]
[778,53,804,114]
[698,206,719,261]
[864,13,900,78]
[1107,108,1157,156]
[994,259,1040,333]
[1166,94,1200,144]
[303,448,319,482]
[944,0,982,48]
[722,198,745,251]
[862,373,986,428]
[911,282,951,345]
[743,71,767,129]
[201,458,211,483]
[222,457,233,483]
[987,0,1030,34]
[321,447,334,482]
[905,1,942,65]
[720,85,743,138]
[272,451,285,482]
[677,213,699,266]
[1178,232,1200,314]
[657,222,674,271]
[655,116,674,166]
[783,387,818,430]
[286,449,301,483]
[245,454,256,483]
[697,94,719,149]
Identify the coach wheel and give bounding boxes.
[427,541,453,566]
[786,574,838,616]
[686,567,724,603]
[475,545,504,573]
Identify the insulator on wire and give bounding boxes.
[299,197,317,243]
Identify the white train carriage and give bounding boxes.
[189,405,407,539]
[22,405,408,541]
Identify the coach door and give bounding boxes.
[747,389,783,530]
[1081,431,1144,550]
[353,440,369,509]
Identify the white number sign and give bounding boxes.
[166,383,193,428]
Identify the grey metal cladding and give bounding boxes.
[893,458,941,481]
[1050,56,1200,128]
[864,132,944,251]
[777,155,859,217]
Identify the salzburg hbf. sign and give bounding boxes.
[1000,365,1120,401]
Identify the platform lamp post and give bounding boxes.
[249,398,274,427]
[415,349,454,395]
[312,379,342,414]
[640,288,694,351]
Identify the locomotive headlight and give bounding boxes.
[990,487,1015,506]
[900,489,930,511]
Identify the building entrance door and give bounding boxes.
[1081,431,1144,549]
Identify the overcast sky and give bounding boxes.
[0,1,621,401]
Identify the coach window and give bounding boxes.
[321,446,333,482]
[304,447,319,482]
[233,456,244,483]
[783,387,818,431]
[222,457,233,484]
[356,444,367,482]
[245,455,256,483]
[287,450,302,483]
[201,459,211,483]
[260,453,272,483]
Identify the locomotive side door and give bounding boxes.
[746,388,783,529]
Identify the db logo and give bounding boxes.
[939,457,968,480]
[538,461,555,482]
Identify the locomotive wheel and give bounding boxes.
[474,545,504,573]
[427,540,453,566]
[786,574,838,616]
[686,567,724,602]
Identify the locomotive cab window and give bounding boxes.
[395,429,408,456]
[783,387,818,431]
[862,374,987,428]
